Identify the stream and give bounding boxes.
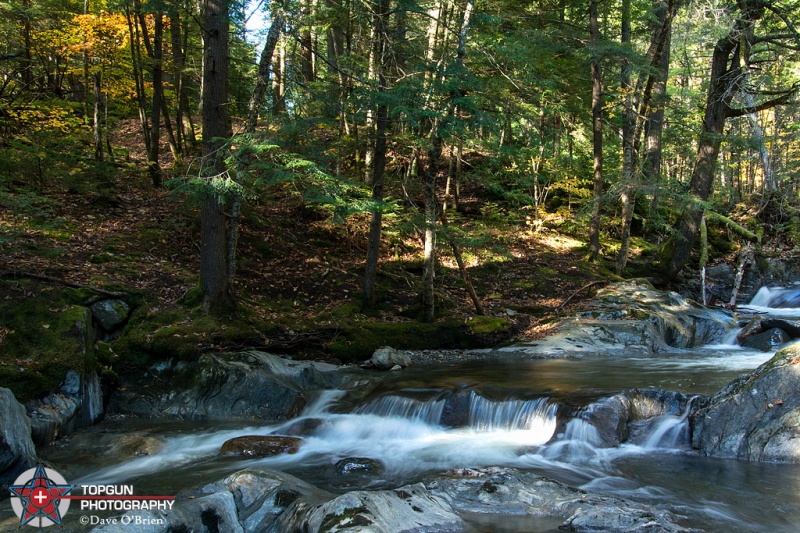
[5,288,800,532]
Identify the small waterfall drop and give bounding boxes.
[467,393,557,432]
[356,395,446,425]
[642,397,696,450]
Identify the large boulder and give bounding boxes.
[109,351,365,421]
[691,340,800,461]
[0,388,37,485]
[498,280,735,358]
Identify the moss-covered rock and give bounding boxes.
[0,281,100,403]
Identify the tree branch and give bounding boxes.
[725,83,799,118]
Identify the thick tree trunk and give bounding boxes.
[272,36,287,114]
[200,0,234,314]
[587,0,603,261]
[664,16,742,279]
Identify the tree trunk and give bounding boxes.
[664,12,743,279]
[616,0,677,273]
[615,0,635,275]
[272,35,287,114]
[93,71,102,161]
[245,11,283,133]
[142,10,164,186]
[422,137,442,322]
[587,0,603,261]
[125,4,151,157]
[643,0,672,212]
[200,0,234,314]
[364,0,390,307]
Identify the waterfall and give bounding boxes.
[467,392,557,432]
[642,397,696,449]
[542,417,605,462]
[356,395,446,425]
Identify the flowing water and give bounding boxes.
[8,291,800,532]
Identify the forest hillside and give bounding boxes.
[2,0,800,399]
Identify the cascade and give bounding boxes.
[642,397,696,449]
[356,395,446,425]
[467,392,557,432]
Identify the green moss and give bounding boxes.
[112,303,279,370]
[0,281,97,402]
[466,316,510,335]
[329,319,487,362]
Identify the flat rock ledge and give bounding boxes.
[92,467,699,533]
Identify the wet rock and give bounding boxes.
[276,482,466,533]
[27,370,104,446]
[425,467,698,532]
[109,351,357,422]
[221,436,303,458]
[370,346,412,370]
[561,504,699,532]
[0,388,37,485]
[90,299,130,331]
[741,327,791,352]
[692,340,800,461]
[93,469,330,533]
[762,318,800,339]
[282,417,326,436]
[736,317,765,344]
[334,457,384,476]
[440,389,473,427]
[499,280,735,357]
[110,434,164,458]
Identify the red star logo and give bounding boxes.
[9,465,72,525]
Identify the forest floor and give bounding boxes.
[1,121,626,377]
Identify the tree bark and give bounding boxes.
[587,0,603,261]
[200,0,234,314]
[142,10,164,186]
[643,0,672,211]
[93,71,102,161]
[615,0,677,273]
[422,136,442,322]
[664,8,748,279]
[125,4,151,157]
[364,0,390,308]
[245,11,283,133]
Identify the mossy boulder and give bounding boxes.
[0,281,99,403]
